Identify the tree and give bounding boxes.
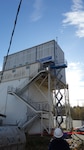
[70,106,84,120]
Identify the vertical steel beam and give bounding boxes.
[48,71,51,134]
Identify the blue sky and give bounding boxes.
[0,0,84,106]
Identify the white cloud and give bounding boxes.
[30,0,43,22]
[66,62,84,106]
[0,65,2,71]
[62,0,84,37]
[72,0,83,11]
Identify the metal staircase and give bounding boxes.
[8,90,39,113]
[7,68,52,135]
[8,89,49,113]
[15,69,47,94]
[22,114,40,132]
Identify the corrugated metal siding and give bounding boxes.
[2,62,41,82]
[4,47,36,70]
[29,63,40,77]
[3,40,55,70]
[55,42,64,64]
[37,40,55,62]
[54,42,66,84]
[26,47,36,64]
[3,40,66,84]
[2,66,29,81]
[0,126,26,149]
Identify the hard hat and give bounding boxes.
[54,128,63,138]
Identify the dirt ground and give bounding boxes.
[25,135,84,150]
[25,135,50,150]
[66,138,84,150]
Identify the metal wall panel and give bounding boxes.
[3,40,55,70]
[55,42,64,64]
[2,66,30,81]
[4,47,36,70]
[3,40,66,77]
[29,63,40,77]
[36,40,54,63]
[0,126,26,149]
[55,42,66,84]
[23,47,36,65]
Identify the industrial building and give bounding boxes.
[0,40,72,136]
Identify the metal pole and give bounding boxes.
[48,71,51,134]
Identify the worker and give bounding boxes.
[48,128,70,150]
